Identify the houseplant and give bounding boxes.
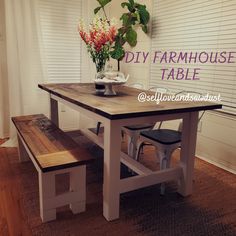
[78,0,150,90]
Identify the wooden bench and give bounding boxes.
[12,114,93,222]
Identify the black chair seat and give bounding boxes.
[140,129,182,145]
[124,123,153,131]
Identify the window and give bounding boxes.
[150,0,236,114]
[36,0,82,82]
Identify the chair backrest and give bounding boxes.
[175,90,205,132]
[156,90,206,131]
[149,87,169,129]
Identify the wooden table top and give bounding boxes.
[38,83,222,120]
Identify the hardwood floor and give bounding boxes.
[0,147,32,236]
[0,137,235,236]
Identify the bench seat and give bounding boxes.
[12,114,93,222]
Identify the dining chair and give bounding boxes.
[122,86,169,157]
[135,91,205,195]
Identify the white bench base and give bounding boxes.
[17,135,86,223]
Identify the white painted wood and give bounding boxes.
[122,125,154,158]
[46,90,206,221]
[69,165,86,214]
[15,127,88,222]
[42,191,79,209]
[120,152,153,176]
[38,166,87,222]
[17,135,30,162]
[38,171,56,222]
[103,120,121,221]
[126,135,132,156]
[119,167,183,194]
[178,112,199,196]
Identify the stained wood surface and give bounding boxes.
[38,83,222,120]
[0,148,32,236]
[12,114,93,172]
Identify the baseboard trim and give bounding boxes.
[196,154,236,175]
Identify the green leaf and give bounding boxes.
[94,6,102,14]
[97,0,112,7]
[126,27,137,47]
[128,0,135,6]
[110,44,125,60]
[141,24,148,33]
[137,5,150,25]
[121,2,131,9]
[120,13,130,26]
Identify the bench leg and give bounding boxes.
[38,172,56,222]
[69,165,86,214]
[38,166,86,222]
[17,135,30,162]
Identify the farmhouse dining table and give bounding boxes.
[38,83,222,221]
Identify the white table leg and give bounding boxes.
[103,121,121,221]
[50,97,59,126]
[178,112,198,196]
[69,165,86,214]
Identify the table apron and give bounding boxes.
[50,94,189,126]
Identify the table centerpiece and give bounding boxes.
[78,0,150,95]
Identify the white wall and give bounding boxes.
[109,0,236,173]
[197,112,236,173]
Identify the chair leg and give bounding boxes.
[135,140,144,162]
[96,122,101,135]
[159,150,167,195]
[127,135,132,156]
[166,149,173,168]
[158,147,176,195]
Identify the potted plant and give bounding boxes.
[78,0,150,91]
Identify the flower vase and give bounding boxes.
[95,64,106,93]
[95,72,105,92]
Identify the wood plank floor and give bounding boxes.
[0,136,235,236]
[0,147,32,235]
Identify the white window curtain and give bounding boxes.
[2,0,47,146]
[1,0,86,146]
[150,0,236,115]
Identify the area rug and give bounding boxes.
[1,133,236,236]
